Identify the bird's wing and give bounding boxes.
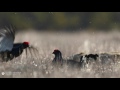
[0,25,15,52]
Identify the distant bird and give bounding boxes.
[85,53,120,65]
[85,54,99,64]
[52,49,120,68]
[52,49,83,68]
[0,25,39,61]
[73,53,84,62]
[99,53,118,64]
[72,53,99,68]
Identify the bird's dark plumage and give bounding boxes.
[0,25,15,52]
[0,25,39,61]
[52,49,82,68]
[85,54,99,64]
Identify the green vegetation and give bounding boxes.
[0,12,120,31]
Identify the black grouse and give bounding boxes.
[0,25,38,61]
[84,54,99,64]
[52,49,83,68]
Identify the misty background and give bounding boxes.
[1,12,120,78]
[0,12,120,32]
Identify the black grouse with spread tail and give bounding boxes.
[0,25,38,61]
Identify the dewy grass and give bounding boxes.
[0,30,120,78]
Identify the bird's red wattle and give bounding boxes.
[54,49,58,51]
[23,42,29,45]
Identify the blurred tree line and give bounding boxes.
[0,12,120,31]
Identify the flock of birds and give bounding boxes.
[0,25,120,69]
[52,49,120,68]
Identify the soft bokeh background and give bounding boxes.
[0,12,120,78]
[0,12,120,32]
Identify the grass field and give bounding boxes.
[1,30,120,78]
